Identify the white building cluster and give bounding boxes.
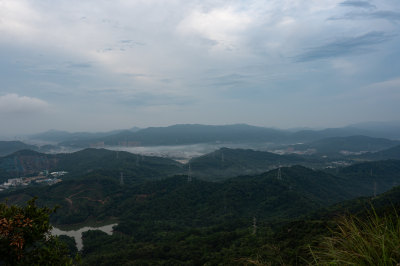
[0,170,67,192]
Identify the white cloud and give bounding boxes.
[177,7,253,50]
[0,0,399,133]
[0,94,49,114]
[362,77,400,99]
[331,58,358,74]
[0,0,41,38]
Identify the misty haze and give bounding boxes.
[1,0,400,265]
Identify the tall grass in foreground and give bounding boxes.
[311,208,400,265]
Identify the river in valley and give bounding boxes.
[51,223,117,251]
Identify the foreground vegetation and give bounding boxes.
[311,209,400,265]
[1,147,400,265]
[0,198,75,265]
[2,197,399,265]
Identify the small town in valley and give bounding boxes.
[0,170,67,192]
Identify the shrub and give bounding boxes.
[0,198,74,265]
[311,208,400,265]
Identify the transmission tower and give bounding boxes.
[223,194,227,213]
[371,168,376,197]
[188,163,192,182]
[277,166,282,180]
[120,172,124,186]
[253,216,257,235]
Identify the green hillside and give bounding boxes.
[1,149,400,265]
[187,147,321,181]
[0,148,184,183]
[1,165,342,226]
[291,135,399,156]
[338,159,400,197]
[359,144,400,160]
[0,141,37,156]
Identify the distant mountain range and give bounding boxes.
[21,122,400,148]
[289,135,400,156]
[57,124,287,147]
[28,127,141,143]
[347,121,400,139]
[0,148,183,183]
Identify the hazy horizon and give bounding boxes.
[1,120,399,140]
[1,1,399,135]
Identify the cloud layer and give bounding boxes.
[0,94,49,114]
[0,0,399,134]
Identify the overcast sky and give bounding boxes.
[1,0,399,135]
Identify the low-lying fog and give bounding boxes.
[47,142,276,163]
[107,143,275,163]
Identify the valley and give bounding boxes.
[1,124,400,264]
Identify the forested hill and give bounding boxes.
[0,141,37,156]
[187,147,315,180]
[337,159,400,197]
[0,165,352,226]
[0,148,183,182]
[308,183,400,221]
[3,160,400,226]
[2,159,400,264]
[358,144,400,160]
[290,135,400,155]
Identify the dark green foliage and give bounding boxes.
[291,135,399,156]
[0,148,184,181]
[0,149,56,181]
[58,235,78,257]
[58,148,184,179]
[80,222,272,265]
[0,198,73,265]
[1,146,400,264]
[359,145,400,160]
[188,148,316,181]
[338,160,400,196]
[0,141,37,157]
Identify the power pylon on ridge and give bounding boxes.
[188,164,192,182]
[120,172,124,186]
[277,166,282,180]
[371,168,377,198]
[253,216,257,235]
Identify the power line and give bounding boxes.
[120,172,124,186]
[188,163,192,182]
[253,216,257,235]
[277,166,282,180]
